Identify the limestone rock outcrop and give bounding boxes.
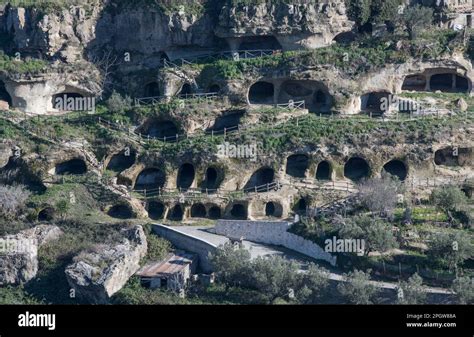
[216,1,354,50]
[65,225,147,304]
[0,225,63,285]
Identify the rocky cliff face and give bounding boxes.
[65,225,147,304]
[1,1,353,63]
[0,225,63,285]
[216,1,354,50]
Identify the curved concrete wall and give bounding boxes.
[215,220,337,266]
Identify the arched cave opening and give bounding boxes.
[138,119,179,139]
[108,204,134,219]
[344,157,370,181]
[430,73,453,91]
[208,110,245,131]
[333,31,356,44]
[177,163,195,189]
[230,203,247,220]
[238,36,282,51]
[382,160,408,181]
[179,83,192,96]
[134,168,166,190]
[433,147,472,167]
[55,159,87,175]
[316,161,332,181]
[208,206,222,219]
[168,204,184,221]
[279,80,332,113]
[144,82,160,97]
[429,73,469,92]
[286,154,309,178]
[265,201,283,217]
[248,81,274,104]
[244,167,275,191]
[191,203,207,218]
[208,84,220,93]
[402,75,426,91]
[0,80,12,107]
[38,207,55,222]
[106,149,136,173]
[361,92,390,115]
[147,201,165,220]
[202,167,221,190]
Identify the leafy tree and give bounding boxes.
[358,174,403,216]
[250,255,299,303]
[337,269,379,304]
[452,276,474,304]
[428,232,473,271]
[397,273,427,304]
[296,263,330,304]
[430,186,468,223]
[401,5,433,39]
[346,0,373,27]
[209,243,252,289]
[106,90,133,114]
[334,215,398,255]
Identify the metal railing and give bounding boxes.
[162,49,281,69]
[134,92,220,107]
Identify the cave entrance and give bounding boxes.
[455,75,469,92]
[0,80,12,107]
[134,168,166,191]
[265,202,282,217]
[239,36,282,51]
[108,204,134,219]
[138,119,178,139]
[294,198,307,215]
[430,74,453,91]
[168,205,184,221]
[312,90,332,113]
[106,149,136,173]
[208,206,221,219]
[429,73,469,92]
[179,83,192,96]
[286,154,309,178]
[230,204,247,220]
[361,92,390,115]
[55,159,87,175]
[382,160,408,181]
[333,31,356,44]
[202,167,221,190]
[191,203,206,218]
[344,157,370,181]
[434,147,464,167]
[279,80,332,113]
[244,167,274,191]
[38,207,55,222]
[177,163,195,189]
[209,110,245,131]
[147,201,165,220]
[144,82,160,97]
[316,161,332,181]
[248,81,274,105]
[209,84,220,93]
[402,75,426,91]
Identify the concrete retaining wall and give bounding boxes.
[215,220,337,266]
[152,224,228,273]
